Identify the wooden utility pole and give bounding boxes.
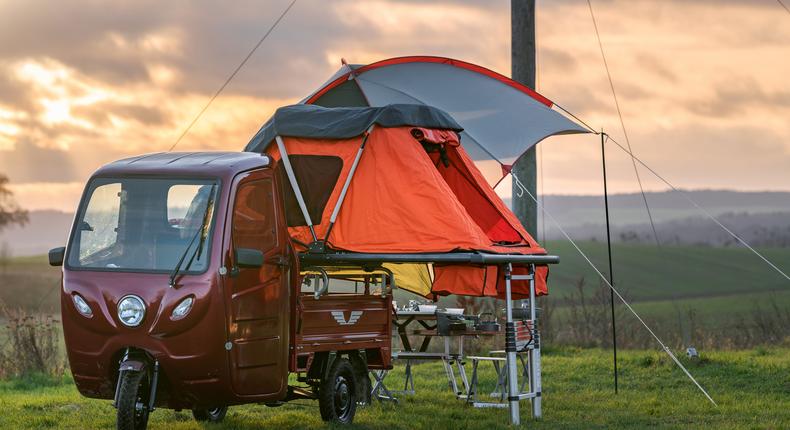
[511,0,538,238]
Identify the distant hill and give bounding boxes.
[515,189,790,228]
[545,211,790,247]
[523,190,790,247]
[2,190,789,256]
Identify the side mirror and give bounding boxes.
[49,247,66,266]
[235,248,264,268]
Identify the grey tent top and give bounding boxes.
[244,104,463,153]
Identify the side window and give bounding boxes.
[232,178,277,252]
[79,182,122,260]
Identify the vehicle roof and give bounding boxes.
[93,152,270,178]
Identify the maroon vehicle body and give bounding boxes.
[58,152,392,411]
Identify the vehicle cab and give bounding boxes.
[51,152,295,425]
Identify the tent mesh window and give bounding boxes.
[276,155,343,227]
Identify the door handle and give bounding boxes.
[265,255,290,267]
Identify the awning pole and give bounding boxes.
[504,263,520,425]
[323,125,374,243]
[601,131,619,394]
[275,135,318,242]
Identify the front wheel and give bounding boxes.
[319,358,357,424]
[116,370,150,430]
[192,406,228,422]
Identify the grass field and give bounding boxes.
[543,241,790,302]
[0,348,788,429]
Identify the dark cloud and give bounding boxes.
[71,102,171,127]
[0,0,349,97]
[0,68,35,111]
[688,79,790,117]
[540,48,578,73]
[635,54,677,83]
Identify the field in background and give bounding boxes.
[544,240,790,301]
[1,348,788,429]
[3,242,790,350]
[17,241,788,308]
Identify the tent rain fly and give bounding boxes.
[245,104,550,299]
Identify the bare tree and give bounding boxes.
[0,174,28,232]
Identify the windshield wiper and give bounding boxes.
[168,184,216,287]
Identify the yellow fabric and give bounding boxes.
[383,263,433,297]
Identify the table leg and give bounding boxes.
[370,370,398,404]
[443,358,460,395]
[396,316,415,352]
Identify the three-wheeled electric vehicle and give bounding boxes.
[50,152,393,429]
[50,103,560,429]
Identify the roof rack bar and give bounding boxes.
[324,125,375,243]
[300,252,559,265]
[275,135,318,242]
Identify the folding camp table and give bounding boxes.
[301,252,558,425]
[390,310,471,398]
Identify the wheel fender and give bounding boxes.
[347,351,371,405]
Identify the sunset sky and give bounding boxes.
[1,0,788,212]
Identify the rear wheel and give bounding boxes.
[319,358,357,424]
[192,406,228,422]
[116,370,150,430]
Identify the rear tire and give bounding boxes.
[192,406,227,422]
[319,358,357,424]
[116,370,150,430]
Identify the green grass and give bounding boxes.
[0,254,62,311]
[1,348,788,429]
[545,241,790,302]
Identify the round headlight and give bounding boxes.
[171,296,194,321]
[72,294,92,317]
[117,295,146,327]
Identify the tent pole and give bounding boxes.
[601,131,618,394]
[275,135,318,242]
[324,125,374,244]
[504,263,520,425]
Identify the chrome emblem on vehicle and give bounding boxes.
[331,310,363,325]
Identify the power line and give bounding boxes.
[586,0,662,248]
[168,0,297,152]
[777,0,790,15]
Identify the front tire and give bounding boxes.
[192,406,228,422]
[319,358,357,424]
[116,370,150,430]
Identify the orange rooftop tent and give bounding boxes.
[245,104,549,298]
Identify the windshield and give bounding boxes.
[67,177,219,273]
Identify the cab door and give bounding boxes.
[224,169,289,397]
